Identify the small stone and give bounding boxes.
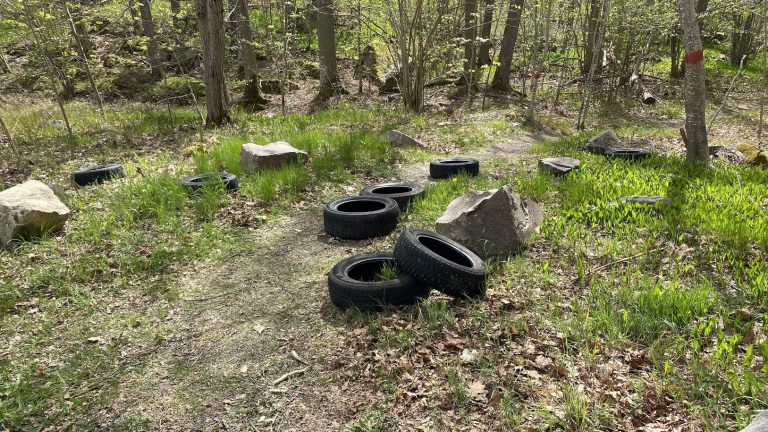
[1,180,70,247]
[538,157,580,175]
[382,130,427,149]
[436,185,543,259]
[587,129,623,154]
[619,196,672,207]
[241,141,309,173]
[378,66,400,94]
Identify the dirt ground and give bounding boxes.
[102,130,550,431]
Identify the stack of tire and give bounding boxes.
[323,182,424,240]
[328,228,488,310]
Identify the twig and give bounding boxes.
[708,55,747,132]
[589,247,664,275]
[271,366,309,386]
[290,350,310,366]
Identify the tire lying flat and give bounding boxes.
[605,148,651,161]
[323,196,400,240]
[360,182,425,210]
[180,172,239,193]
[394,228,487,298]
[429,158,480,179]
[71,164,126,186]
[328,252,430,310]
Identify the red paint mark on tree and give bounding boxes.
[684,50,704,65]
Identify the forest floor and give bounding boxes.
[1,73,768,431]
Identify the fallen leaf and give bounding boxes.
[466,380,487,403]
[460,349,479,364]
[254,323,266,334]
[240,364,248,374]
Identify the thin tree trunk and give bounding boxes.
[760,0,767,141]
[491,0,525,91]
[196,0,231,126]
[730,12,757,66]
[477,0,495,66]
[235,0,258,80]
[462,0,478,85]
[0,114,21,169]
[140,0,163,78]
[63,0,105,120]
[583,0,602,75]
[315,0,346,100]
[577,0,608,129]
[678,0,709,162]
[22,4,76,154]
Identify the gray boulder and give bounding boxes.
[619,195,672,207]
[741,411,768,432]
[382,130,427,149]
[587,130,622,154]
[1,180,70,247]
[436,185,543,259]
[241,141,309,173]
[709,145,745,164]
[538,157,580,175]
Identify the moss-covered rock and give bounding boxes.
[738,143,768,167]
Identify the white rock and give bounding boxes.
[436,185,543,259]
[241,141,309,173]
[0,180,70,247]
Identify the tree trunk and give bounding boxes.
[140,0,162,79]
[583,0,602,75]
[670,30,684,78]
[235,0,258,80]
[461,0,478,85]
[491,0,524,91]
[196,0,231,126]
[315,0,346,100]
[730,12,757,66]
[678,0,708,162]
[170,0,181,33]
[63,0,105,119]
[477,0,495,66]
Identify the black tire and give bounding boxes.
[323,196,400,240]
[180,172,239,193]
[393,228,487,298]
[360,182,425,211]
[605,148,651,161]
[429,158,480,179]
[71,164,126,186]
[328,252,431,310]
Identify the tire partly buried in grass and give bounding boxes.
[394,228,487,298]
[71,164,126,186]
[429,158,480,179]
[605,148,651,161]
[328,252,430,310]
[180,172,239,193]
[360,182,425,210]
[323,196,400,240]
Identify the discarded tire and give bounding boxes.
[394,228,487,298]
[71,164,126,186]
[180,172,239,193]
[361,182,425,210]
[328,252,430,310]
[430,158,480,179]
[605,148,651,161]
[323,196,400,240]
